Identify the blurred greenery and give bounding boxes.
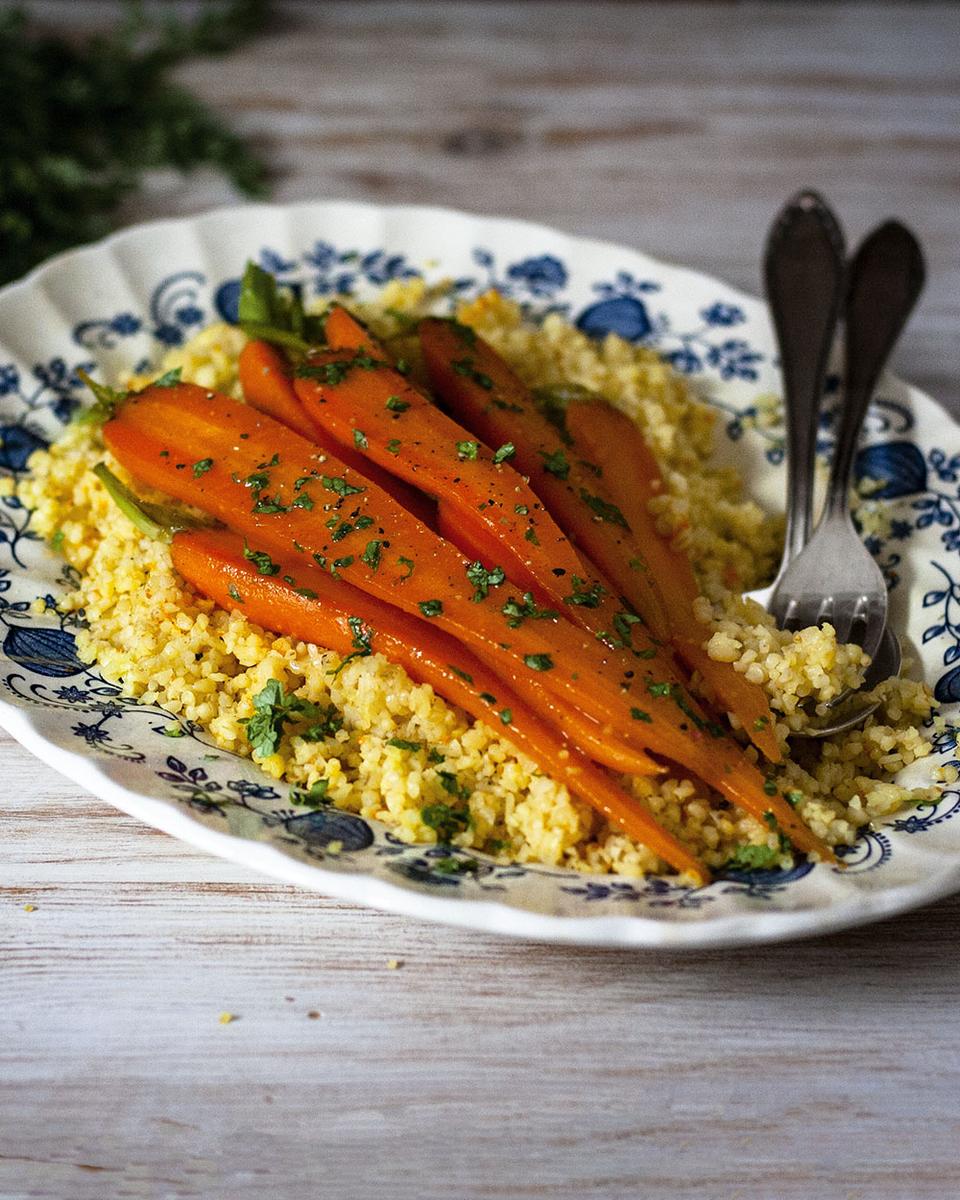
[0,0,271,285]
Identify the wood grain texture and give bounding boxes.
[4,4,960,1199]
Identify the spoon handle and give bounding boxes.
[764,190,846,565]
[825,221,925,518]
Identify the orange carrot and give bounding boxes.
[299,308,637,639]
[565,399,781,762]
[418,317,674,642]
[239,337,438,528]
[102,382,831,860]
[171,526,701,877]
[419,317,781,762]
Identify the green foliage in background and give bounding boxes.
[0,0,270,286]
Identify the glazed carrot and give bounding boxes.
[564,399,781,762]
[238,339,308,430]
[170,527,702,878]
[239,338,438,528]
[418,317,675,642]
[419,317,780,762]
[102,383,832,859]
[298,308,632,637]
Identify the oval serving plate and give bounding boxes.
[1,200,958,949]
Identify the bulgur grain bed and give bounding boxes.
[15,281,949,878]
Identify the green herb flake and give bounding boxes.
[398,556,415,579]
[386,439,402,455]
[647,681,672,698]
[630,708,652,723]
[498,708,513,726]
[723,843,787,872]
[524,526,540,546]
[387,737,422,752]
[539,447,570,480]
[523,653,554,672]
[501,592,558,629]
[786,790,803,808]
[192,457,214,478]
[360,539,384,570]
[466,560,506,602]
[580,488,629,528]
[456,439,479,461]
[227,584,244,604]
[418,599,444,618]
[353,428,368,449]
[290,780,330,808]
[385,396,410,413]
[514,504,529,516]
[162,725,185,738]
[321,475,365,497]
[421,801,470,843]
[451,357,493,390]
[492,442,515,465]
[241,679,333,759]
[563,576,606,608]
[448,664,474,685]
[242,544,280,576]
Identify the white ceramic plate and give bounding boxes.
[2,200,958,949]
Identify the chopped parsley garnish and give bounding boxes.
[754,716,769,731]
[152,367,183,389]
[524,527,540,545]
[612,610,643,646]
[514,504,529,516]
[353,428,368,449]
[192,457,214,478]
[723,843,787,872]
[162,725,185,738]
[630,707,652,722]
[647,681,672,697]
[257,453,280,469]
[290,780,330,808]
[421,801,470,843]
[398,556,415,579]
[360,539,384,570]
[386,439,401,455]
[763,778,778,797]
[328,614,374,676]
[418,599,444,617]
[49,529,65,552]
[290,492,314,511]
[539,447,570,479]
[385,395,410,413]
[466,560,506,602]
[523,653,554,672]
[786,790,803,807]
[449,319,477,347]
[563,576,605,608]
[451,357,493,390]
[252,493,287,514]
[227,584,244,604]
[331,555,354,574]
[498,708,513,726]
[241,679,339,759]
[242,544,280,576]
[501,593,558,629]
[456,439,479,461]
[492,442,515,465]
[448,664,474,684]
[579,489,629,528]
[387,737,422,752]
[437,770,471,801]
[321,475,365,497]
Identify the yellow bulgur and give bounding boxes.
[16,283,946,877]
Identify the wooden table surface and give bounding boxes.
[4,4,960,1198]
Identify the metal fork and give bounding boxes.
[767,219,925,661]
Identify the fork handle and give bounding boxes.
[825,220,926,518]
[764,190,846,564]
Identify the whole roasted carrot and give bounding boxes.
[101,382,830,859]
[169,526,702,877]
[419,317,781,762]
[564,399,781,762]
[239,337,438,528]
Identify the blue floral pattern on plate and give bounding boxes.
[0,203,957,945]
